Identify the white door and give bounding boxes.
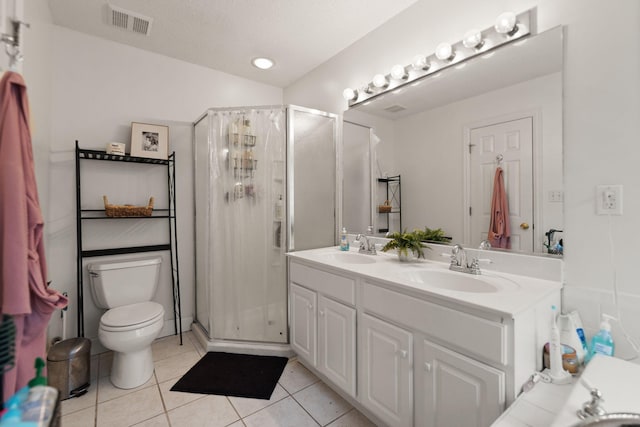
[317,295,356,397]
[420,339,505,427]
[360,313,413,427]
[469,117,533,251]
[290,283,317,366]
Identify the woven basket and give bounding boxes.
[378,200,392,213]
[103,195,154,217]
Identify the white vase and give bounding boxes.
[397,252,416,262]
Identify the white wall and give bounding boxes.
[285,0,640,361]
[42,26,282,349]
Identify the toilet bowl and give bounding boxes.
[98,301,164,389]
[88,257,164,389]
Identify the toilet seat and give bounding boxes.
[100,301,164,332]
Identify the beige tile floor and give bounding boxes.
[60,332,376,427]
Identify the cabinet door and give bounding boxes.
[318,295,356,397]
[360,313,413,427]
[419,339,505,427]
[290,283,317,366]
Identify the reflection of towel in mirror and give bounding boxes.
[488,167,511,249]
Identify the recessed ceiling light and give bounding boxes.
[252,57,274,70]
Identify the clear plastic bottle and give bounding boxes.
[275,195,284,221]
[340,227,349,251]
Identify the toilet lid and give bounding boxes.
[101,302,164,329]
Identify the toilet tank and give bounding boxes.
[88,257,162,309]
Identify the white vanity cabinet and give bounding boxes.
[290,283,317,365]
[287,254,560,427]
[289,262,357,397]
[359,312,413,427]
[418,338,505,427]
[362,280,510,427]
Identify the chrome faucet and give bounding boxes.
[355,226,377,255]
[449,244,481,275]
[577,388,607,419]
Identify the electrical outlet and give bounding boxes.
[596,185,623,215]
[548,190,563,203]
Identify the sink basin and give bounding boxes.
[401,270,519,293]
[570,413,640,427]
[318,252,377,264]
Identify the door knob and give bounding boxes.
[520,222,530,230]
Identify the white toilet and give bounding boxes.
[88,257,165,389]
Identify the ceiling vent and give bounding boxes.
[384,104,407,113]
[107,4,153,36]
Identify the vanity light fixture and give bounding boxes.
[372,74,389,88]
[462,29,484,50]
[494,12,518,36]
[343,9,532,107]
[390,64,408,81]
[251,57,274,70]
[435,42,456,61]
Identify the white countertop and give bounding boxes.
[493,355,640,427]
[287,246,562,318]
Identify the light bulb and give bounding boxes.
[342,88,358,101]
[412,54,429,71]
[251,57,274,69]
[463,29,484,49]
[435,43,455,61]
[495,12,517,35]
[372,74,388,88]
[390,64,408,80]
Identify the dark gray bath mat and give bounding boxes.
[170,352,288,400]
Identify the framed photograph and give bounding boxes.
[130,122,169,159]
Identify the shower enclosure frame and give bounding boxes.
[192,105,340,356]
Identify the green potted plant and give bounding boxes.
[414,227,451,243]
[381,230,429,261]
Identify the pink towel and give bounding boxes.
[488,167,511,249]
[0,72,68,396]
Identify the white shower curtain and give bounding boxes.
[206,108,287,343]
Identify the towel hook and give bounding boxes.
[496,154,503,165]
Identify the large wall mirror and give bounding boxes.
[343,26,563,256]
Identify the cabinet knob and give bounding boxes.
[397,350,408,359]
[319,310,325,317]
[307,303,313,310]
[424,362,432,372]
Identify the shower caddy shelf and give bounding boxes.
[74,141,183,344]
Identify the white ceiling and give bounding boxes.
[48,0,419,88]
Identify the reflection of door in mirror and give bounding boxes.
[343,121,372,235]
[469,117,533,251]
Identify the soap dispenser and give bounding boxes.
[586,314,615,363]
[340,227,349,251]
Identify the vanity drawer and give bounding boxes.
[363,283,507,365]
[289,261,356,305]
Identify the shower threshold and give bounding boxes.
[191,322,293,358]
